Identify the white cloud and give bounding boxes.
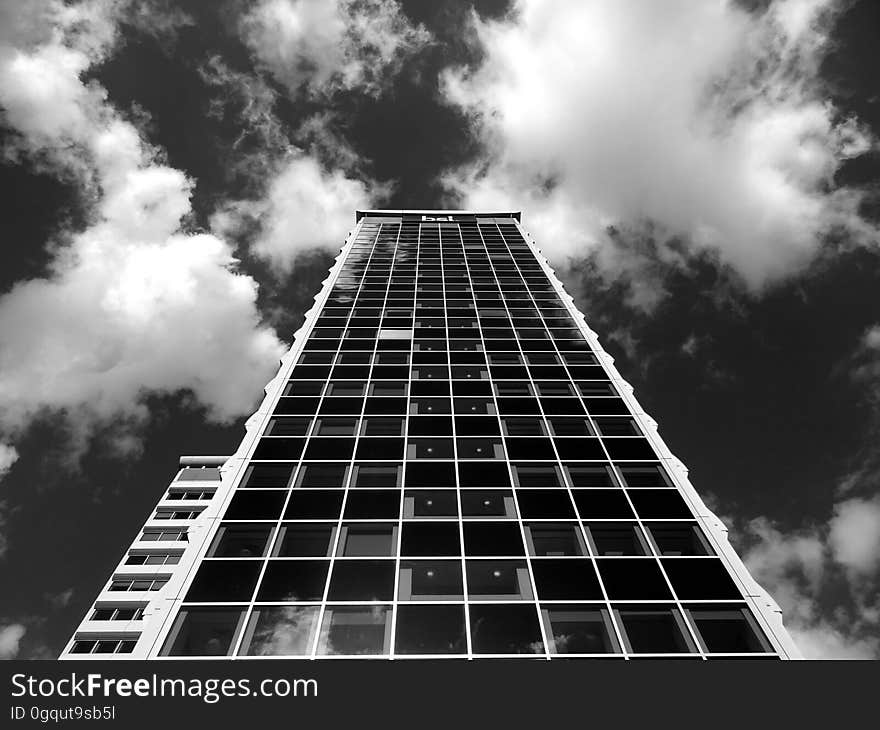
[735,509,880,659]
[0,444,18,481]
[0,623,26,660]
[828,496,880,575]
[0,1,286,454]
[240,0,430,97]
[441,0,875,304]
[212,152,377,272]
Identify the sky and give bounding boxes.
[0,0,879,660]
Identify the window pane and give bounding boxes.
[542,607,619,654]
[161,608,245,656]
[239,606,320,656]
[317,606,391,655]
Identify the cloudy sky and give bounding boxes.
[0,0,878,660]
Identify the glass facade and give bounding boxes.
[62,212,797,660]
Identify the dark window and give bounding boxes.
[185,561,261,602]
[405,461,456,487]
[688,608,771,653]
[525,524,586,556]
[586,524,648,556]
[466,560,532,599]
[355,438,404,460]
[296,463,348,488]
[362,417,405,436]
[407,437,454,459]
[327,561,395,601]
[208,525,273,558]
[618,465,671,487]
[351,464,401,487]
[313,418,358,436]
[616,608,695,654]
[257,561,329,601]
[531,559,603,600]
[512,464,562,487]
[516,489,575,519]
[343,490,400,519]
[661,559,742,600]
[161,608,245,656]
[469,605,544,654]
[395,605,467,654]
[458,461,511,487]
[554,438,605,460]
[628,489,692,519]
[338,524,396,556]
[398,560,463,600]
[542,607,619,654]
[274,524,335,557]
[548,418,593,436]
[223,491,286,521]
[461,490,515,518]
[284,491,344,519]
[572,490,634,519]
[400,522,461,556]
[403,490,458,518]
[408,416,453,436]
[596,559,672,600]
[251,438,305,461]
[647,524,712,556]
[463,522,524,556]
[566,465,617,487]
[502,418,546,436]
[265,417,312,436]
[241,464,294,488]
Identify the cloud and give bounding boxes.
[239,0,430,97]
[828,496,880,575]
[212,152,378,272]
[0,444,18,481]
[0,1,285,456]
[441,0,876,307]
[0,623,26,660]
[733,507,880,658]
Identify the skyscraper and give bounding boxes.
[61,211,799,659]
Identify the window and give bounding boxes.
[160,608,246,656]
[400,522,461,556]
[512,464,562,488]
[617,465,671,487]
[585,524,649,556]
[337,524,396,556]
[361,417,404,436]
[239,606,320,656]
[273,524,335,557]
[596,559,671,600]
[109,576,169,592]
[524,524,586,556]
[566,465,617,487]
[351,464,401,487]
[175,467,221,482]
[395,605,466,654]
[616,608,696,654]
[469,604,544,654]
[461,490,515,518]
[241,463,294,488]
[154,508,202,520]
[223,490,286,520]
[185,561,261,602]
[208,525,273,558]
[257,561,329,601]
[284,491,343,519]
[343,490,400,519]
[466,560,533,600]
[398,560,463,600]
[317,606,392,655]
[403,490,458,518]
[541,607,619,654]
[327,561,395,601]
[313,418,358,436]
[531,559,603,600]
[516,490,575,519]
[166,489,214,501]
[296,463,348,488]
[661,559,742,600]
[125,551,181,566]
[463,522,524,556]
[686,608,772,653]
[71,638,137,655]
[141,528,187,542]
[90,606,144,621]
[502,418,546,436]
[647,524,712,556]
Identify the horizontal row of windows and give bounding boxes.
[209,522,710,559]
[183,556,743,603]
[283,380,614,397]
[237,462,671,490]
[160,604,773,657]
[221,488,689,523]
[264,416,640,438]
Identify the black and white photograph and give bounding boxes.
[0,0,878,723]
